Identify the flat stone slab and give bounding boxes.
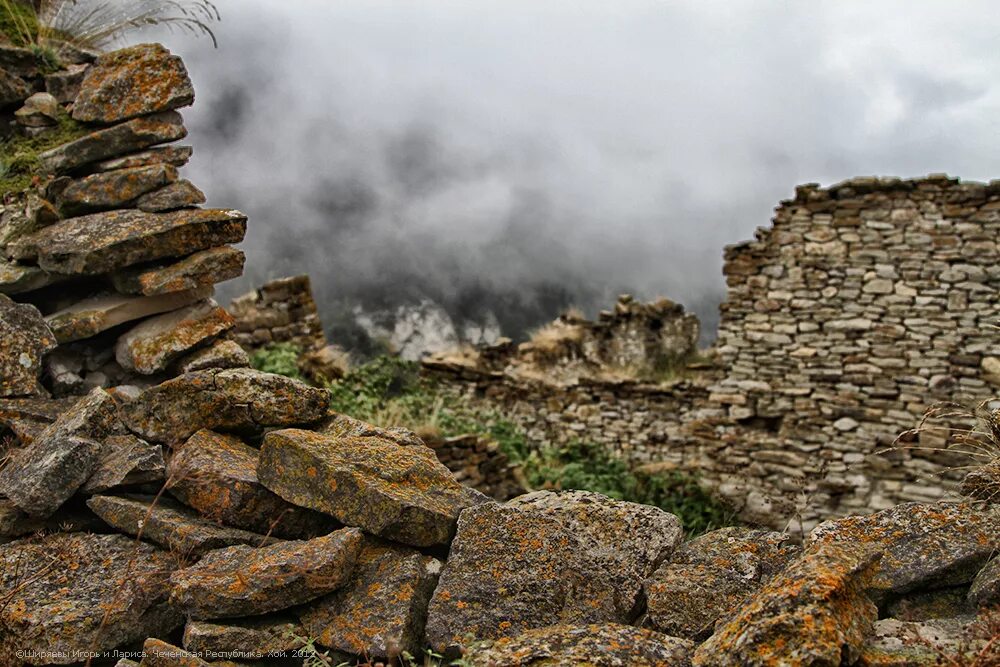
[38,110,187,174]
[122,368,330,444]
[111,246,246,296]
[425,491,682,651]
[94,145,193,172]
[810,502,1000,599]
[169,528,363,619]
[859,617,980,666]
[0,294,56,396]
[0,533,182,665]
[177,339,250,373]
[51,164,177,217]
[318,412,426,448]
[969,557,1000,608]
[473,624,694,667]
[81,434,165,493]
[182,615,305,659]
[0,258,66,295]
[87,494,276,558]
[137,179,206,212]
[259,428,489,547]
[116,299,234,374]
[10,207,247,275]
[299,537,441,658]
[692,544,879,667]
[0,396,77,445]
[138,639,210,667]
[46,287,211,343]
[0,67,30,108]
[168,429,335,539]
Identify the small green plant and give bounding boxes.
[251,342,304,381]
[0,109,89,194]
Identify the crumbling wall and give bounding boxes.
[228,274,326,352]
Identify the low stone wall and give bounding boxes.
[422,433,525,500]
[229,274,326,352]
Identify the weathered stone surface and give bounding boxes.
[116,300,234,374]
[0,193,60,249]
[0,388,119,516]
[858,617,978,667]
[38,110,187,174]
[44,63,89,103]
[14,92,60,127]
[87,494,275,558]
[167,429,335,539]
[73,43,194,123]
[93,145,193,172]
[884,586,972,622]
[80,434,165,493]
[645,527,799,639]
[182,616,304,659]
[969,557,1000,608]
[0,396,74,445]
[51,164,177,216]
[177,339,250,373]
[137,179,206,212]
[138,639,210,667]
[0,257,66,294]
[472,624,694,667]
[425,492,682,650]
[0,533,181,664]
[111,246,246,296]
[10,207,247,275]
[810,502,1000,598]
[259,428,489,547]
[0,45,37,77]
[46,287,211,343]
[299,537,441,658]
[0,497,105,539]
[692,543,879,667]
[0,294,56,396]
[318,412,426,448]
[122,368,329,444]
[0,66,30,108]
[169,528,363,619]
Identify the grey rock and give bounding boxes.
[0,294,57,397]
[115,299,234,374]
[93,145,193,172]
[50,164,177,217]
[182,616,305,658]
[137,179,206,212]
[0,66,30,108]
[44,63,89,103]
[176,339,250,373]
[111,246,246,296]
[81,434,165,493]
[969,557,1000,608]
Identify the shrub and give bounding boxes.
[250,342,303,381]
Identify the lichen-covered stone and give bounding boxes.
[969,557,1000,608]
[0,396,75,445]
[167,429,335,539]
[115,300,234,374]
[0,497,105,539]
[169,528,363,619]
[182,615,305,659]
[0,533,182,665]
[884,586,972,623]
[318,412,426,448]
[0,257,65,295]
[122,368,329,444]
[93,145,193,172]
[0,294,56,396]
[810,502,1000,599]
[38,110,187,173]
[10,207,247,275]
[111,246,246,296]
[258,428,489,547]
[44,63,88,103]
[0,66,30,108]
[0,45,37,77]
[177,339,250,373]
[45,287,211,343]
[857,617,978,667]
[81,434,165,493]
[425,492,682,651]
[138,639,210,667]
[645,527,799,639]
[299,537,441,658]
[692,543,879,667]
[87,494,275,558]
[14,91,60,127]
[51,164,177,217]
[137,179,206,212]
[0,388,119,516]
[472,624,694,667]
[73,43,194,123]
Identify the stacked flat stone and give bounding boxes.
[1,43,248,395]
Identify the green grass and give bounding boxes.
[325,355,737,535]
[0,110,89,194]
[0,0,38,45]
[250,342,305,382]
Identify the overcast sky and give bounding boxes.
[158,0,1000,338]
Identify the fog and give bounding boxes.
[155,0,1000,346]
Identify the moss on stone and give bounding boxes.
[0,111,89,195]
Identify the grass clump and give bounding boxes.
[250,342,304,382]
[0,110,89,194]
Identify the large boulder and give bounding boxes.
[298,537,441,659]
[10,207,247,275]
[38,110,187,173]
[169,528,363,619]
[810,502,1000,599]
[122,368,329,444]
[111,246,245,297]
[425,491,683,651]
[115,300,234,374]
[73,43,194,123]
[87,494,276,558]
[258,428,489,547]
[0,294,57,397]
[471,624,694,667]
[0,388,119,517]
[0,533,182,665]
[644,527,799,639]
[692,543,879,667]
[167,429,335,539]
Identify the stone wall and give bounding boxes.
[426,175,1000,531]
[229,274,326,352]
